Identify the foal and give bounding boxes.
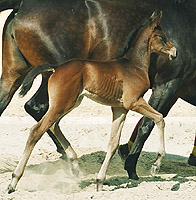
[8,11,176,193]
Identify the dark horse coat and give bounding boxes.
[0,0,195,179]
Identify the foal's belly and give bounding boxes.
[80,89,124,107]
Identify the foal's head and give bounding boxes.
[117,11,177,61]
[147,11,177,60]
[150,26,177,60]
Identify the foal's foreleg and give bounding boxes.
[131,97,166,175]
[97,107,127,191]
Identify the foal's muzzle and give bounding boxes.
[168,47,177,60]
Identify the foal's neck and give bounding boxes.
[123,32,151,72]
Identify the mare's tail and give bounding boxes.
[19,65,55,97]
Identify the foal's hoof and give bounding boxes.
[151,165,159,176]
[96,179,103,191]
[71,168,80,178]
[118,143,129,161]
[7,184,15,194]
[188,154,196,166]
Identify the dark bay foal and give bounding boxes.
[8,11,176,193]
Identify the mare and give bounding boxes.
[0,0,195,181]
[7,11,177,193]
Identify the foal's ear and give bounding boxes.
[150,10,162,30]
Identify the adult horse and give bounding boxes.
[0,0,196,180]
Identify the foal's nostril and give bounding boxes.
[169,48,177,60]
[171,54,177,60]
[168,52,177,61]
[173,50,177,59]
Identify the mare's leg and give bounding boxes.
[118,117,143,160]
[0,14,30,116]
[97,107,128,191]
[124,79,180,180]
[177,78,196,166]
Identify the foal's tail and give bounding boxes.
[19,65,55,97]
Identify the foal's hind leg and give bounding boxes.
[7,109,64,193]
[50,122,79,176]
[129,97,166,175]
[24,76,68,159]
[97,107,128,191]
[8,82,84,193]
[49,94,84,176]
[1,15,67,159]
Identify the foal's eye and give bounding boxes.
[159,36,164,40]
[159,35,166,43]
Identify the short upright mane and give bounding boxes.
[116,14,154,59]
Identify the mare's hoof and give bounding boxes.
[129,173,139,180]
[188,154,196,166]
[59,153,67,160]
[126,170,139,180]
[118,143,129,161]
[7,185,15,194]
[57,148,67,160]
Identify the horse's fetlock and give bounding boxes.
[66,146,77,161]
[96,178,104,191]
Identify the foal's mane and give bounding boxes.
[116,14,154,59]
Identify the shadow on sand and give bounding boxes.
[77,151,196,191]
[0,151,195,192]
